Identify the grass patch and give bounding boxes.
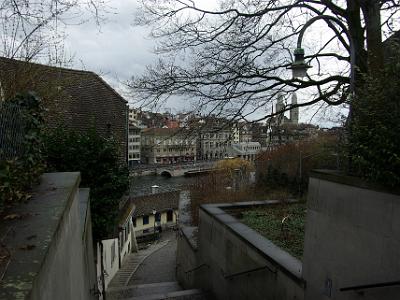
[237,202,306,260]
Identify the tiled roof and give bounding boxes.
[0,56,128,163]
[131,191,179,218]
[142,127,184,136]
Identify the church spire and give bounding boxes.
[290,93,299,124]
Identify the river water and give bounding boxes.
[129,175,198,197]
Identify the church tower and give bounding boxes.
[290,93,299,124]
[276,94,285,115]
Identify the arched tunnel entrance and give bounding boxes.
[160,170,172,178]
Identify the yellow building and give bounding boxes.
[131,191,179,237]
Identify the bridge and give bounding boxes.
[130,161,216,177]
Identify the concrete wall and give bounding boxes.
[303,171,400,300]
[119,220,134,262]
[0,172,97,300]
[176,227,198,289]
[99,238,120,289]
[180,201,305,300]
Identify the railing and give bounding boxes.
[223,265,277,280]
[185,263,209,274]
[0,101,26,160]
[340,280,400,292]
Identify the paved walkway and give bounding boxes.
[128,230,178,285]
[107,230,179,299]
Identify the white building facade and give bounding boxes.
[128,123,141,167]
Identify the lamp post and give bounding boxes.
[289,15,355,93]
[152,208,157,241]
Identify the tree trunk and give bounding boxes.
[361,0,384,75]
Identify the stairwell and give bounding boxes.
[106,231,209,300]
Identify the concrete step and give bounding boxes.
[124,288,207,300]
[108,240,170,288]
[108,281,181,297]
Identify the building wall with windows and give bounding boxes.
[133,209,178,237]
[197,129,233,160]
[141,128,196,164]
[226,142,262,161]
[128,123,141,167]
[97,202,136,291]
[131,191,179,237]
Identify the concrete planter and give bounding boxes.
[303,170,400,300]
[178,200,305,300]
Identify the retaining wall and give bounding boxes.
[303,170,400,300]
[0,172,97,300]
[177,200,305,300]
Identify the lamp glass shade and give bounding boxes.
[291,65,308,78]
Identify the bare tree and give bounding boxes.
[128,0,400,123]
[0,0,108,64]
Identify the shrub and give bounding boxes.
[349,51,400,187]
[43,128,129,241]
[0,92,45,210]
[256,133,340,195]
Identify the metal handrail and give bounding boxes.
[223,265,277,280]
[340,280,400,292]
[185,263,209,274]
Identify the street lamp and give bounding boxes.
[152,208,157,241]
[288,47,312,78]
[289,15,355,91]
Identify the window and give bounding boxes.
[167,210,173,222]
[143,215,149,225]
[132,218,136,227]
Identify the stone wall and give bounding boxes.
[303,170,400,300]
[0,172,97,300]
[176,227,198,289]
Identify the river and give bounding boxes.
[129,175,199,197]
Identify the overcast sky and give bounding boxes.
[60,0,345,127]
[64,1,155,99]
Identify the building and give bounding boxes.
[193,117,235,160]
[96,198,137,291]
[239,123,253,142]
[141,128,196,164]
[197,128,233,160]
[271,93,299,126]
[0,57,128,165]
[131,191,179,238]
[265,93,320,148]
[250,122,270,148]
[226,141,262,161]
[128,107,141,127]
[267,123,319,148]
[128,123,141,167]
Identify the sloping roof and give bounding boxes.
[142,127,183,136]
[0,56,127,102]
[131,191,179,218]
[0,56,127,130]
[0,57,128,163]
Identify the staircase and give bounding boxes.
[107,281,207,300]
[106,232,209,300]
[109,241,170,287]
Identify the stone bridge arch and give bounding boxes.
[160,170,173,177]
